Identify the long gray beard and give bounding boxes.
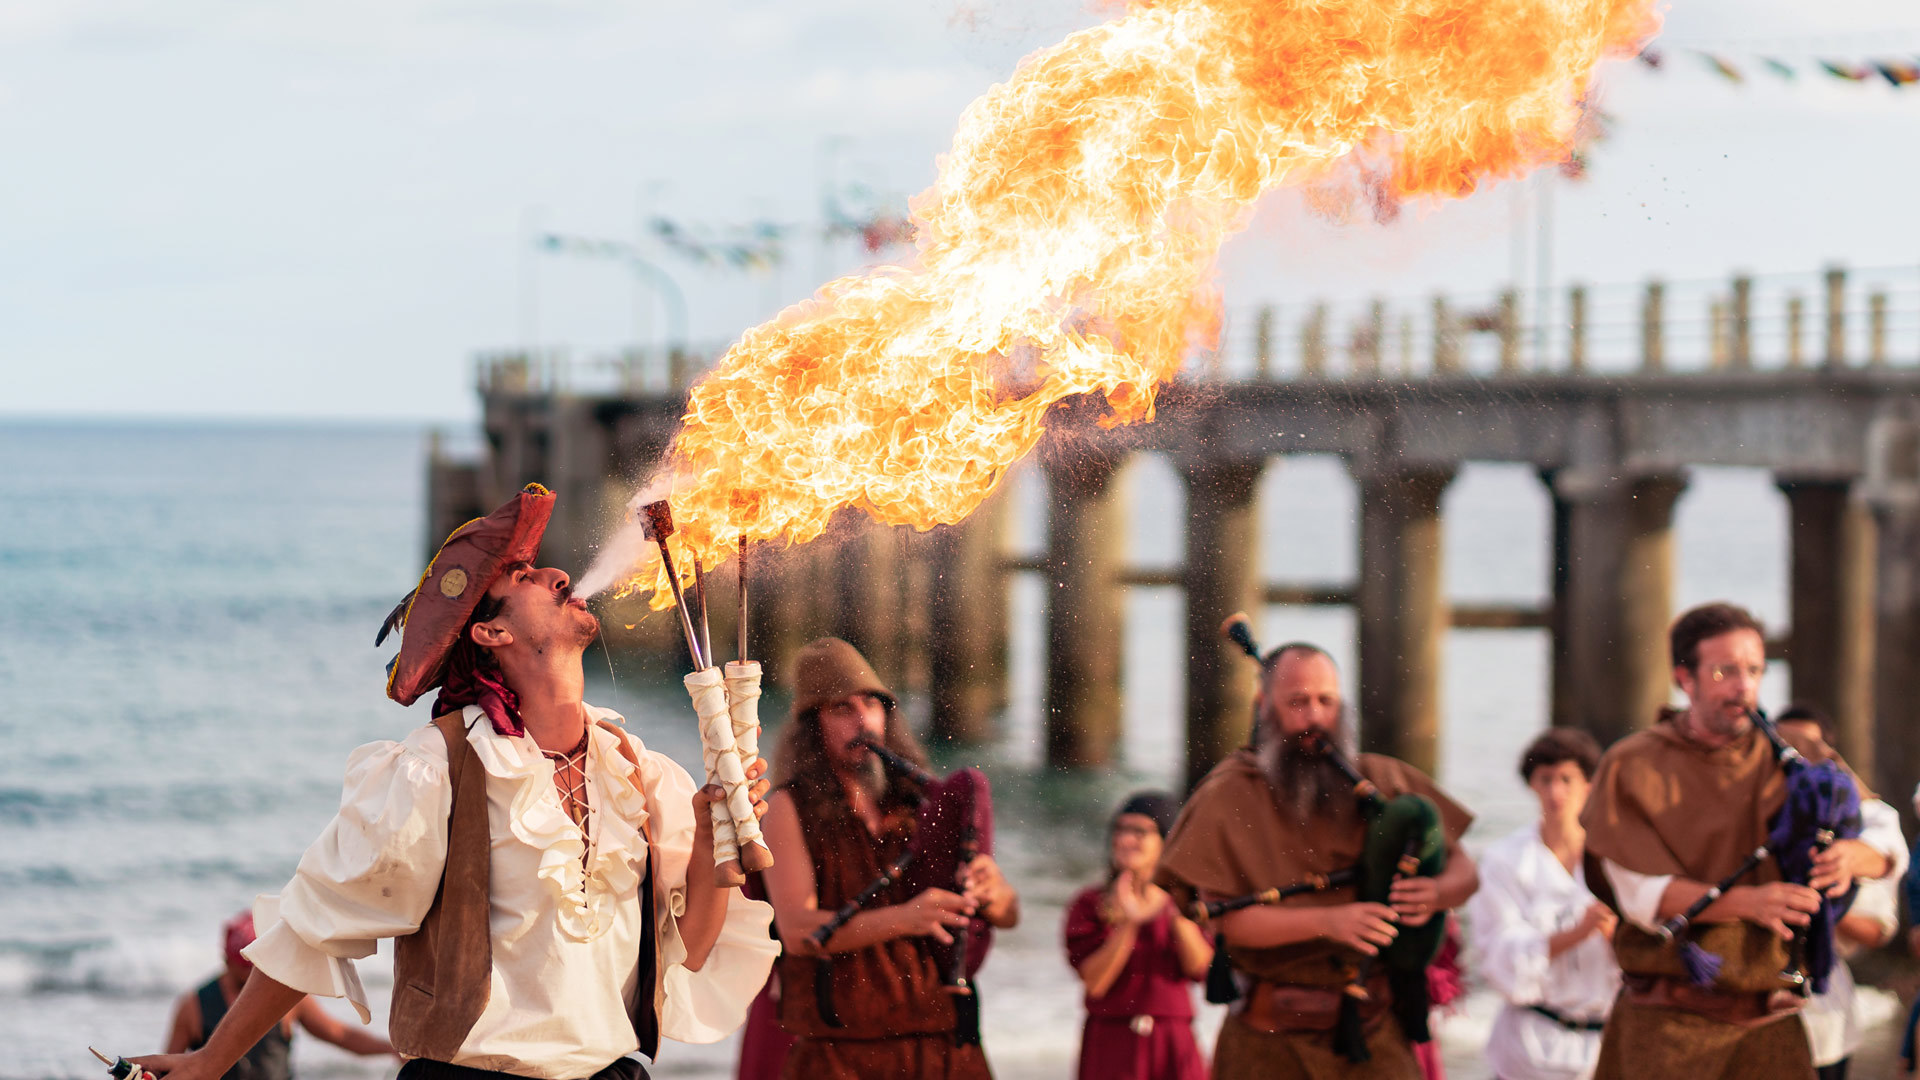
[1259,730,1358,829]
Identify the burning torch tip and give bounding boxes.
[638,500,675,542]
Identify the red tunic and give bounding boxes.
[1064,886,1207,1080]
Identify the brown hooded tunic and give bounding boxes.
[1156,748,1472,1080]
[1579,713,1860,1080]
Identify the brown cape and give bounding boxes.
[1580,713,1867,992]
[1156,748,1473,987]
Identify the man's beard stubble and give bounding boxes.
[1259,726,1360,829]
[842,752,888,802]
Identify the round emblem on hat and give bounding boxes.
[439,568,469,599]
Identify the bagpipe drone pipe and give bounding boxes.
[1655,707,1861,993]
[1218,614,1450,1063]
[806,735,994,1044]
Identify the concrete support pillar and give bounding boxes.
[759,543,833,691]
[1302,304,1328,378]
[1824,267,1847,369]
[1641,281,1665,373]
[1870,292,1889,367]
[543,395,613,571]
[1778,479,1877,777]
[1731,275,1753,369]
[1568,286,1588,373]
[1498,290,1522,374]
[928,491,1010,746]
[1254,306,1276,380]
[1044,452,1128,769]
[1356,466,1454,774]
[833,523,907,689]
[1873,492,1920,827]
[1432,297,1460,375]
[1788,296,1807,369]
[1180,459,1267,790]
[1550,471,1688,745]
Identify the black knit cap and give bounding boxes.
[1113,790,1180,838]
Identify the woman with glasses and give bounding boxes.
[1064,792,1214,1080]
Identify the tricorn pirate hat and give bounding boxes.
[376,483,555,705]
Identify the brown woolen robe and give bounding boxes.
[776,787,990,1080]
[1580,714,1865,1080]
[1156,748,1472,1080]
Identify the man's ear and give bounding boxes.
[1673,664,1693,697]
[471,619,513,649]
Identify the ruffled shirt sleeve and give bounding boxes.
[611,730,779,1044]
[243,728,454,1022]
[1467,837,1554,1006]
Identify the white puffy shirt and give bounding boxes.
[243,705,779,1079]
[1466,826,1621,1080]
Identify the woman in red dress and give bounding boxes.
[1064,792,1214,1080]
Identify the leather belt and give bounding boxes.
[1621,974,1802,1029]
[1527,1004,1607,1032]
[1235,976,1391,1035]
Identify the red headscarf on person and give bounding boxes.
[223,911,255,974]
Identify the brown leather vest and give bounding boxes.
[388,713,660,1062]
[777,790,954,1040]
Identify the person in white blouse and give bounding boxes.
[1467,728,1619,1080]
[1774,706,1908,1080]
[131,485,780,1080]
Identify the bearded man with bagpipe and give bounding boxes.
[1157,636,1478,1079]
[1582,603,1895,1080]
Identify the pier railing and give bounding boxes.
[474,263,1920,396]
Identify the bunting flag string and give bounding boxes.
[821,180,915,254]
[649,218,787,272]
[1638,46,1920,87]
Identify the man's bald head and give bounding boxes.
[1257,644,1343,741]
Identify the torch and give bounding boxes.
[640,500,752,886]
[724,532,773,873]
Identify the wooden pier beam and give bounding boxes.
[1778,478,1877,777]
[1549,470,1688,744]
[928,490,1011,746]
[1044,450,1129,769]
[833,522,907,689]
[1356,465,1455,774]
[1180,458,1267,790]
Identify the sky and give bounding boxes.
[4,0,1920,421]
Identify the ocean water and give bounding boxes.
[0,418,1831,1079]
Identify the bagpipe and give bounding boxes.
[1654,707,1861,993]
[1216,613,1450,1062]
[806,734,995,1042]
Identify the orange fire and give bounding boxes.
[616,0,1658,604]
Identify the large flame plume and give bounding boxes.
[601,0,1658,604]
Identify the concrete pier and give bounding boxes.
[833,522,907,689]
[1180,458,1267,788]
[442,262,1920,808]
[1552,471,1687,745]
[1043,450,1127,769]
[1356,466,1453,774]
[928,492,1010,745]
[1779,479,1877,775]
